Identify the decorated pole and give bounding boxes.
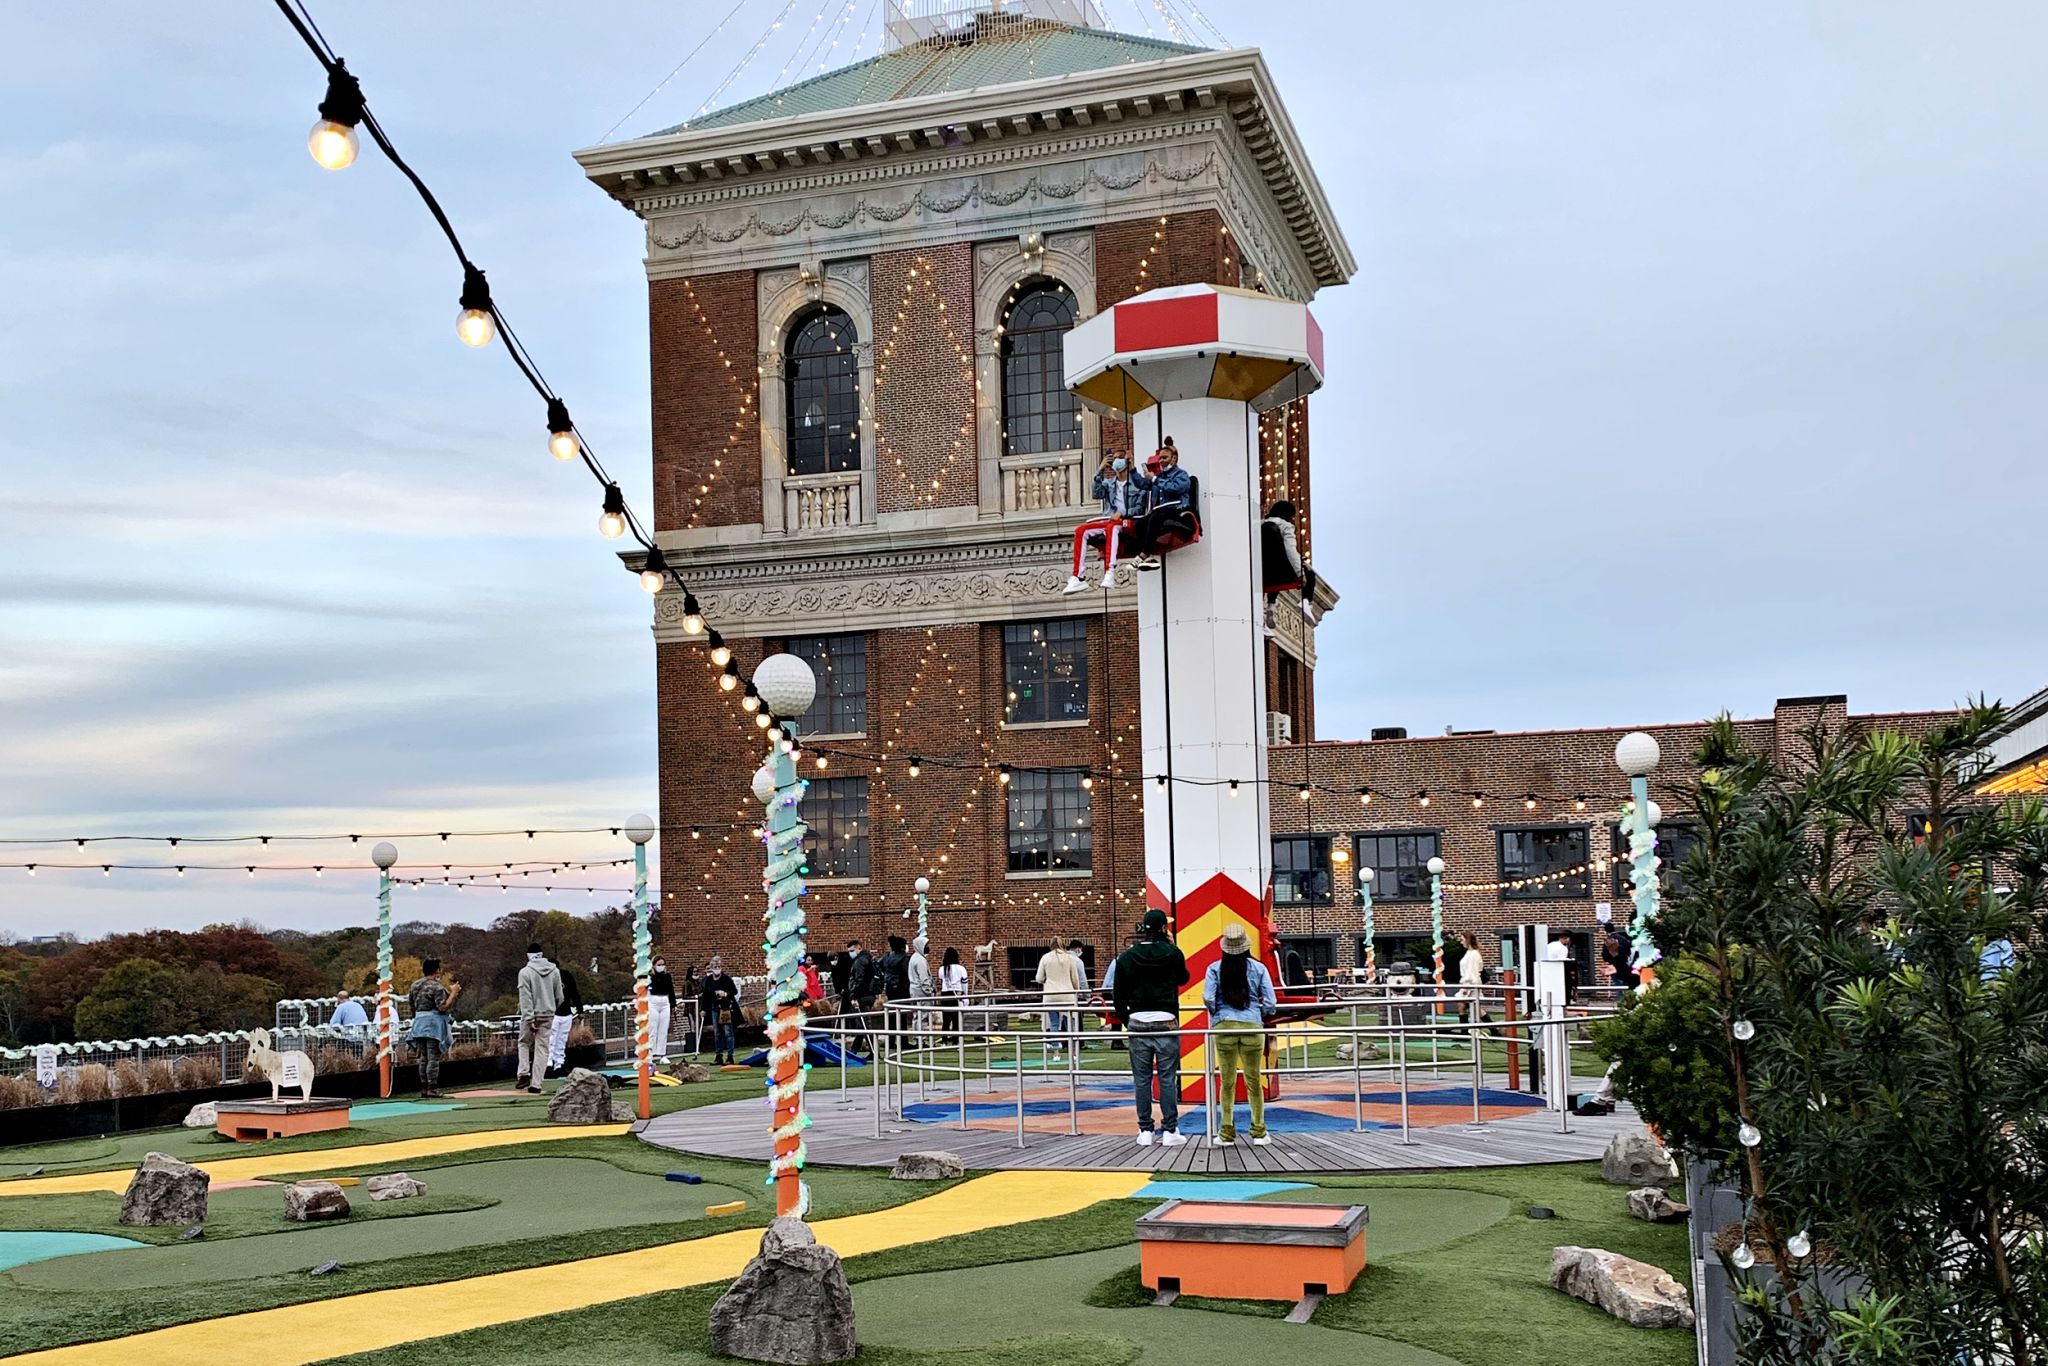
[1358,867,1377,981]
[370,841,398,1098]
[626,813,656,1121]
[1615,731,1664,990]
[1062,283,1324,1099]
[752,654,818,1219]
[914,875,931,945]
[1426,855,1447,1014]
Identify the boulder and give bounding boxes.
[1551,1245,1695,1329]
[182,1101,219,1129]
[889,1151,964,1181]
[546,1068,616,1124]
[1334,1043,1383,1062]
[1601,1129,1678,1187]
[119,1152,210,1227]
[283,1181,352,1222]
[667,1063,713,1084]
[710,1217,856,1364]
[366,1173,427,1202]
[1627,1187,1690,1224]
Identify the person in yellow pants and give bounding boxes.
[1202,924,1278,1146]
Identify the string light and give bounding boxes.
[680,593,705,635]
[719,660,741,691]
[306,61,364,170]
[545,397,580,462]
[638,546,671,594]
[707,630,732,668]
[598,484,628,540]
[456,264,495,348]
[1417,791,1431,808]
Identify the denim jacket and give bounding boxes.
[1203,957,1276,1024]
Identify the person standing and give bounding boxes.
[547,954,584,1077]
[1458,931,1488,1023]
[1035,939,1084,1054]
[406,957,460,1097]
[841,939,876,1055]
[1600,926,1637,991]
[937,946,968,1037]
[648,955,678,1062]
[1111,908,1190,1147]
[515,945,562,1093]
[907,936,935,1048]
[1203,924,1277,1147]
[800,952,827,1006]
[700,956,741,1064]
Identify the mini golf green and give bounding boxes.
[0,1231,147,1271]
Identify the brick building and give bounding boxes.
[577,2,1352,983]
[1262,694,1964,985]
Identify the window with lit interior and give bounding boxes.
[806,776,869,879]
[1498,826,1591,899]
[1007,769,1092,873]
[1000,281,1081,457]
[1002,619,1088,724]
[785,634,867,737]
[1354,831,1441,902]
[1610,821,1700,898]
[1272,836,1333,905]
[784,306,860,476]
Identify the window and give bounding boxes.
[1002,619,1088,724]
[1006,945,1049,990]
[1272,836,1333,905]
[1353,830,1441,902]
[1273,655,1305,741]
[784,307,860,476]
[805,776,869,879]
[1610,822,1700,898]
[786,634,866,736]
[1278,935,1336,985]
[1007,769,1093,872]
[1000,281,1081,456]
[1498,826,1591,899]
[1362,934,1438,974]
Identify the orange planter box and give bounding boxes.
[215,1098,351,1142]
[1136,1200,1368,1301]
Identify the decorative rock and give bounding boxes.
[283,1181,352,1222]
[182,1101,219,1129]
[667,1063,713,1084]
[1551,1245,1695,1328]
[119,1152,210,1227]
[710,1217,856,1364]
[366,1173,427,1202]
[889,1151,964,1181]
[1627,1187,1691,1224]
[546,1068,617,1124]
[1601,1129,1678,1187]
[310,1260,342,1276]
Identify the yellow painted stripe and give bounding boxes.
[6,1170,1148,1366]
[0,1125,631,1199]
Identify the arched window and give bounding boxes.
[785,307,860,475]
[1000,281,1080,457]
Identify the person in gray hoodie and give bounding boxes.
[515,943,563,1093]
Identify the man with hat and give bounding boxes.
[1110,908,1191,1147]
[1203,922,1278,1146]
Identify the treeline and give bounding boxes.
[0,907,643,1046]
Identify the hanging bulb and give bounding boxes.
[1228,779,1240,796]
[1524,794,1537,810]
[681,592,704,635]
[1297,783,1312,800]
[1732,1019,1756,1042]
[907,756,922,777]
[639,546,669,594]
[998,765,1013,785]
[815,755,828,770]
[1359,789,1371,805]
[1738,1121,1761,1148]
[545,397,579,461]
[754,710,772,729]
[599,483,628,540]
[1155,774,1167,789]
[1730,1243,1756,1270]
[1417,790,1431,808]
[719,660,740,691]
[742,685,761,713]
[1786,1230,1811,1259]
[306,61,364,170]
[1574,796,1588,812]
[707,630,731,668]
[456,264,496,348]
[1472,793,1485,810]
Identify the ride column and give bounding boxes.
[1063,283,1325,1100]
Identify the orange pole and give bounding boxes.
[1502,968,1520,1091]
[636,981,651,1121]
[772,999,803,1216]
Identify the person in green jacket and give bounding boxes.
[1110,908,1191,1147]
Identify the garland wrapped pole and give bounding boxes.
[1358,866,1377,982]
[626,813,656,1121]
[1615,731,1664,990]
[1426,855,1447,1013]
[752,654,818,1219]
[914,875,931,945]
[370,840,398,1098]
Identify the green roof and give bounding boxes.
[661,22,1203,135]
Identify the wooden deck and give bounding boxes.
[640,1077,1639,1174]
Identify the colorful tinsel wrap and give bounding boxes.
[1361,881,1377,981]
[376,872,394,1066]
[632,840,652,1078]
[758,745,813,1219]
[1625,779,1664,975]
[1429,871,1446,1008]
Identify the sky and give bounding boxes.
[2,1,2043,938]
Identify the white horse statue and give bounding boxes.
[246,1028,314,1102]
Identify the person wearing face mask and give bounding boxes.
[647,955,677,1062]
[1063,452,1149,594]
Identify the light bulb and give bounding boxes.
[719,669,739,693]
[1297,784,1312,800]
[742,690,761,713]
[546,398,579,461]
[1787,1230,1811,1258]
[457,264,495,348]
[1738,1122,1761,1148]
[1228,780,1240,796]
[708,631,731,667]
[639,566,666,593]
[754,711,772,729]
[599,483,627,540]
[308,120,359,169]
[681,593,703,635]
[907,757,922,777]
[1730,1243,1756,1270]
[1732,1019,1755,1042]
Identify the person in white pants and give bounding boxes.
[648,956,677,1062]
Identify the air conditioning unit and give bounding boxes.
[1265,711,1294,745]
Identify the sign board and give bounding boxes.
[279,1055,304,1088]
[1594,902,1612,924]
[34,1044,58,1088]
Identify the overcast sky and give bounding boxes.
[2,2,2042,938]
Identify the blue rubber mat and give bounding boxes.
[0,1232,146,1271]
[1130,1180,1312,1202]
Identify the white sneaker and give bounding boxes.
[1101,567,1120,589]
[1160,1131,1188,1148]
[1211,1135,1234,1148]
[1136,1130,1155,1147]
[1250,1135,1273,1146]
[1062,574,1088,595]
[1299,600,1317,622]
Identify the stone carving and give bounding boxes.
[283,1181,352,1222]
[245,1027,314,1103]
[120,1152,209,1226]
[367,1173,427,1202]
[710,1217,856,1364]
[1601,1129,1679,1187]
[1550,1245,1695,1329]
[889,1151,965,1181]
[1627,1188,1690,1224]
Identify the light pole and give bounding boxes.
[1358,865,1376,982]
[1615,731,1663,989]
[752,653,817,1219]
[371,841,398,1098]
[914,875,931,945]
[626,813,656,1121]
[1426,855,1447,1014]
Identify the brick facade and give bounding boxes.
[649,270,759,530]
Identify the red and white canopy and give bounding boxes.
[1062,283,1324,418]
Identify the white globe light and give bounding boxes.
[624,814,656,846]
[1358,867,1375,885]
[1646,799,1663,827]
[914,876,931,894]
[752,653,818,720]
[371,841,398,870]
[1615,731,1661,777]
[1426,856,1445,875]
[751,765,779,805]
